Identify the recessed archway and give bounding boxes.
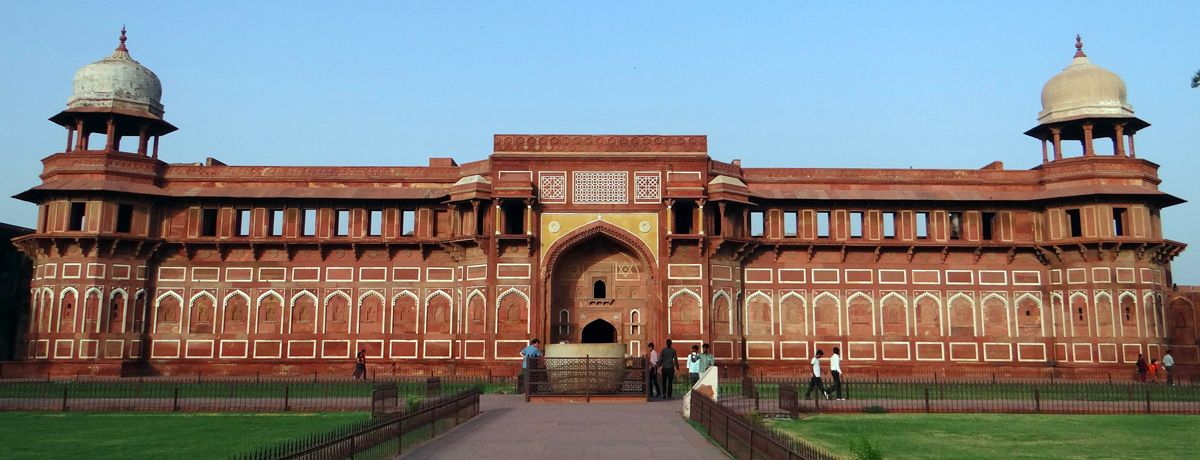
[581,319,617,343]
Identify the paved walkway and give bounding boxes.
[400,395,729,459]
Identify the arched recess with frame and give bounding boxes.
[464,290,486,335]
[846,292,874,337]
[1014,293,1044,338]
[107,288,128,334]
[780,291,807,337]
[1093,291,1116,338]
[913,292,942,337]
[812,291,841,336]
[947,292,976,337]
[879,292,908,337]
[495,287,530,335]
[712,290,733,336]
[391,291,420,334]
[82,287,103,333]
[255,290,284,334]
[980,292,1010,338]
[153,291,183,334]
[187,291,217,334]
[357,290,386,334]
[669,288,703,335]
[289,290,319,334]
[222,290,251,334]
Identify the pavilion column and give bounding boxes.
[1128,132,1137,158]
[137,125,149,156]
[66,126,75,153]
[1112,123,1126,157]
[524,199,533,236]
[494,200,501,235]
[718,202,728,237]
[698,200,706,235]
[104,117,116,151]
[471,201,480,236]
[665,199,674,235]
[1040,138,1049,164]
[1082,123,1095,156]
[152,136,160,159]
[76,119,88,150]
[1050,128,1063,160]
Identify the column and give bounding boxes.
[471,201,480,236]
[1113,123,1126,157]
[665,199,674,235]
[1128,132,1137,158]
[104,117,116,151]
[77,119,88,150]
[718,202,728,237]
[152,136,160,159]
[525,199,533,236]
[137,125,149,156]
[1082,123,1095,157]
[698,200,706,235]
[66,126,75,153]
[1050,128,1063,160]
[1040,138,1048,164]
[494,200,501,235]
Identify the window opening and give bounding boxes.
[401,210,416,236]
[235,209,251,236]
[749,211,764,237]
[915,212,929,239]
[68,202,88,231]
[948,212,962,240]
[269,209,284,236]
[1066,209,1083,238]
[882,212,896,239]
[335,209,350,236]
[200,208,218,237]
[816,211,830,238]
[1112,208,1126,236]
[982,212,996,241]
[368,209,383,236]
[850,211,864,238]
[301,209,317,236]
[115,204,133,233]
[593,280,606,299]
[783,212,798,237]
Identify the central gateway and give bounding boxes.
[550,234,653,353]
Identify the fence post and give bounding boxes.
[923,388,930,413]
[1034,388,1040,413]
[173,387,180,412]
[1145,390,1151,414]
[61,387,68,412]
[813,389,820,414]
[284,385,290,412]
[398,416,405,455]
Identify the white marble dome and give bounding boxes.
[1037,37,1133,125]
[67,29,164,118]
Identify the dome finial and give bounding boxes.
[116,26,128,52]
[1074,34,1085,58]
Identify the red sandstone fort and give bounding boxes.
[7,31,1198,379]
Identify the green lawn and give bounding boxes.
[771,414,1200,459]
[0,411,370,459]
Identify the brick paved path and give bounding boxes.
[400,395,728,459]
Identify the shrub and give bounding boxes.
[862,405,889,414]
[849,437,883,460]
[405,395,423,413]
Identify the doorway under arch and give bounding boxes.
[581,319,617,343]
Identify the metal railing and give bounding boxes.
[719,377,1200,416]
[235,388,481,459]
[690,391,837,460]
[0,375,510,412]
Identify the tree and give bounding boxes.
[1193,69,1200,88]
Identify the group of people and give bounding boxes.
[643,340,715,400]
[803,347,844,400]
[1135,350,1176,384]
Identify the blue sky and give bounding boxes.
[2,2,1198,280]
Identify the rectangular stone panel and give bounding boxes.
[86,263,105,279]
[712,341,735,360]
[1116,268,1136,284]
[1072,343,1093,362]
[463,340,486,359]
[78,339,98,358]
[192,267,219,282]
[669,264,703,280]
[946,270,973,285]
[253,341,282,359]
[744,268,772,283]
[287,340,316,359]
[150,340,179,359]
[978,270,1007,285]
[882,342,910,361]
[226,267,253,282]
[497,263,530,279]
[1092,268,1112,284]
[326,267,354,282]
[185,340,214,358]
[103,339,124,359]
[423,340,452,359]
[711,265,734,281]
[915,342,944,361]
[219,340,248,359]
[983,343,1011,362]
[321,340,351,358]
[746,341,775,360]
[393,267,421,282]
[1098,343,1118,363]
[426,268,454,282]
[1055,343,1069,362]
[158,267,186,282]
[390,340,418,359]
[465,265,487,281]
[1122,344,1143,363]
[847,342,876,360]
[493,340,525,360]
[360,267,387,282]
[811,269,839,284]
[878,270,906,284]
[293,267,320,282]
[355,340,384,359]
[779,341,808,360]
[949,342,978,361]
[61,263,82,279]
[844,269,872,284]
[1012,271,1040,285]
[1017,343,1046,362]
[912,270,940,284]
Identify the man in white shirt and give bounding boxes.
[645,342,661,399]
[687,345,702,387]
[1163,349,1175,386]
[803,349,830,400]
[829,347,843,400]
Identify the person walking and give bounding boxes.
[687,345,702,387]
[520,338,541,370]
[1164,349,1175,385]
[1149,359,1163,383]
[352,349,367,380]
[829,347,843,400]
[659,339,679,399]
[699,343,715,375]
[1135,353,1148,382]
[645,342,661,399]
[803,349,830,400]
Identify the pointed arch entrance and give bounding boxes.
[542,222,660,354]
[582,319,617,343]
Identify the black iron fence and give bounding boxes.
[0,376,511,412]
[525,356,648,401]
[235,388,481,459]
[690,391,837,460]
[719,377,1200,416]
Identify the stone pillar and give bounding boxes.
[104,117,116,151]
[718,202,728,237]
[698,200,706,235]
[1113,123,1126,157]
[471,201,480,236]
[1128,132,1137,158]
[665,199,674,235]
[1050,128,1063,160]
[137,125,149,156]
[525,200,533,236]
[66,126,75,153]
[1082,123,1095,157]
[1041,138,1049,164]
[75,119,86,150]
[494,200,502,235]
[152,136,160,159]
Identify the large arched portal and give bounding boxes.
[548,232,653,353]
[581,319,617,343]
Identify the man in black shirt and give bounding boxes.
[659,340,680,399]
